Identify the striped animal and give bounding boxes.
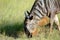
[24,0,60,38]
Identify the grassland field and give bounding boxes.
[0,0,60,40]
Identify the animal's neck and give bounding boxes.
[30,0,47,18]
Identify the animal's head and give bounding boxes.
[24,11,38,37]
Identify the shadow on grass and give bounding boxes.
[0,22,24,38]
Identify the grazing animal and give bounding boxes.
[24,0,60,38]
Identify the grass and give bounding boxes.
[0,0,60,40]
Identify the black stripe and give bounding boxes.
[44,0,48,12]
[33,12,42,18]
[43,0,48,14]
[37,2,43,10]
[34,7,44,16]
[37,0,47,14]
[45,0,50,16]
[30,0,38,14]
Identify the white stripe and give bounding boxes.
[34,10,43,18]
[35,5,46,16]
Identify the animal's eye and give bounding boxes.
[29,16,33,20]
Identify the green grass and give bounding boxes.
[0,0,60,40]
[0,0,34,33]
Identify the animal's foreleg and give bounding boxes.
[50,18,54,33]
[50,12,55,33]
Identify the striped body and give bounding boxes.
[24,0,60,38]
[29,0,60,18]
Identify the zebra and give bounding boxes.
[24,0,60,38]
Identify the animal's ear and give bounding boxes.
[27,11,30,15]
[25,11,30,19]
